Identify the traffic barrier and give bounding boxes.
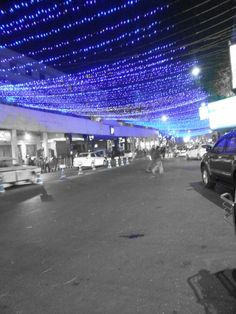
[126,156,129,165]
[120,156,124,166]
[92,160,96,171]
[107,157,112,169]
[59,164,66,180]
[78,162,83,175]
[0,176,5,194]
[114,157,120,167]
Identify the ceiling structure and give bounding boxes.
[0,0,234,137]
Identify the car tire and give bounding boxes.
[103,159,107,167]
[202,166,215,188]
[186,154,189,160]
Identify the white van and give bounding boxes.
[94,149,109,158]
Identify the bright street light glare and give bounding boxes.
[25,133,31,140]
[191,66,201,76]
[183,136,191,143]
[161,115,168,122]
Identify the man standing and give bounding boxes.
[151,146,163,176]
[146,145,156,172]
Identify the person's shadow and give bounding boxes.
[40,185,54,202]
[188,268,236,313]
[0,185,54,213]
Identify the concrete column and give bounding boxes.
[43,132,49,158]
[125,138,128,151]
[143,138,147,150]
[11,129,18,164]
[130,137,135,152]
[21,144,27,163]
[83,135,88,152]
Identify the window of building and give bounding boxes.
[26,144,37,157]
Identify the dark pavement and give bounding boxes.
[1,158,236,314]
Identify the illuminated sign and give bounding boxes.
[199,103,209,120]
[110,127,115,135]
[0,130,11,142]
[208,96,236,129]
[230,44,236,90]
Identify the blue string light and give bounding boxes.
[0,0,209,136]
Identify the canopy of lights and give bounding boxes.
[0,0,233,137]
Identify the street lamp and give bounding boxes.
[191,66,201,77]
[161,115,168,122]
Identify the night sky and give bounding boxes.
[0,0,234,73]
[0,0,235,136]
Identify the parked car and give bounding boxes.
[175,146,187,157]
[200,131,236,189]
[124,150,136,159]
[94,149,109,158]
[0,157,42,188]
[73,152,107,168]
[186,144,209,160]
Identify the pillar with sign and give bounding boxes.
[11,129,18,164]
[43,132,49,158]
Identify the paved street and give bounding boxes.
[0,158,236,314]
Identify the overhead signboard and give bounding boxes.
[0,130,11,142]
[199,104,209,120]
[208,96,236,129]
[230,44,236,91]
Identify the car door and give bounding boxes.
[191,146,198,159]
[209,137,228,180]
[78,153,89,167]
[93,153,103,166]
[90,153,97,166]
[221,136,236,184]
[199,145,207,158]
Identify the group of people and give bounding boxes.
[146,145,164,177]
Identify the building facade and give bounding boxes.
[0,49,159,163]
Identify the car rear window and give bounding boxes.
[79,153,88,157]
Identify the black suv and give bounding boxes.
[201,131,236,189]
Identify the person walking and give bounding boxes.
[146,145,156,172]
[161,146,166,159]
[151,146,164,176]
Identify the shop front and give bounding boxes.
[0,130,12,158]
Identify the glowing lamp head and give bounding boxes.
[25,133,31,140]
[183,136,190,143]
[161,115,168,122]
[191,66,201,77]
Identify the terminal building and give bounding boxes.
[0,48,159,164]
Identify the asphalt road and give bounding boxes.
[1,158,236,314]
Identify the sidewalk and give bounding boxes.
[40,159,137,183]
[40,166,108,182]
